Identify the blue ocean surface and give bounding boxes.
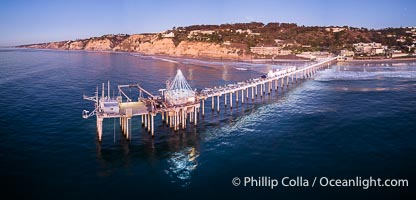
[0,48,415,199]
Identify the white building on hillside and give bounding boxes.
[162,32,175,38]
[325,27,347,33]
[187,30,216,38]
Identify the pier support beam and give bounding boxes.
[97,117,103,142]
[144,114,147,128]
[126,117,131,140]
[230,92,233,108]
[122,117,125,136]
[124,117,128,135]
[246,88,249,99]
[177,111,180,130]
[174,111,177,131]
[194,107,197,125]
[151,114,154,136]
[202,100,205,117]
[252,86,254,100]
[147,113,151,132]
[217,95,220,113]
[181,110,184,129]
[236,90,239,103]
[175,111,178,131]
[191,109,193,124]
[225,93,227,107]
[286,76,289,87]
[172,113,175,130]
[241,89,244,104]
[212,96,214,111]
[275,79,278,91]
[260,84,263,97]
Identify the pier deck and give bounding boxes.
[119,102,149,116]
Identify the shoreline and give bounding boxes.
[250,58,310,63]
[10,47,311,64]
[5,47,416,64]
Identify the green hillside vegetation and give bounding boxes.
[168,22,415,53]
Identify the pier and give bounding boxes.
[82,57,338,142]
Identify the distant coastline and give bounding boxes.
[16,33,248,61]
[10,47,416,66]
[16,22,416,63]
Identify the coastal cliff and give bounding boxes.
[20,34,247,60]
[18,21,416,60]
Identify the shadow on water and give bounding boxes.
[93,114,203,186]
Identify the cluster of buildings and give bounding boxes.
[235,29,261,36]
[386,27,416,45]
[187,30,216,38]
[250,46,292,56]
[405,27,416,52]
[353,42,387,56]
[340,40,415,60]
[250,38,293,56]
[296,51,331,60]
[188,29,261,38]
[385,27,416,53]
[250,46,334,60]
[160,30,217,39]
[185,28,261,40]
[325,26,347,33]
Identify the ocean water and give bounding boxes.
[0,48,415,199]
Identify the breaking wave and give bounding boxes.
[316,66,416,81]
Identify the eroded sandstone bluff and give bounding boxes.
[20,34,247,60]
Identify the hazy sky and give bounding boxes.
[0,0,415,46]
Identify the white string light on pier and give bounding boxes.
[164,69,196,105]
